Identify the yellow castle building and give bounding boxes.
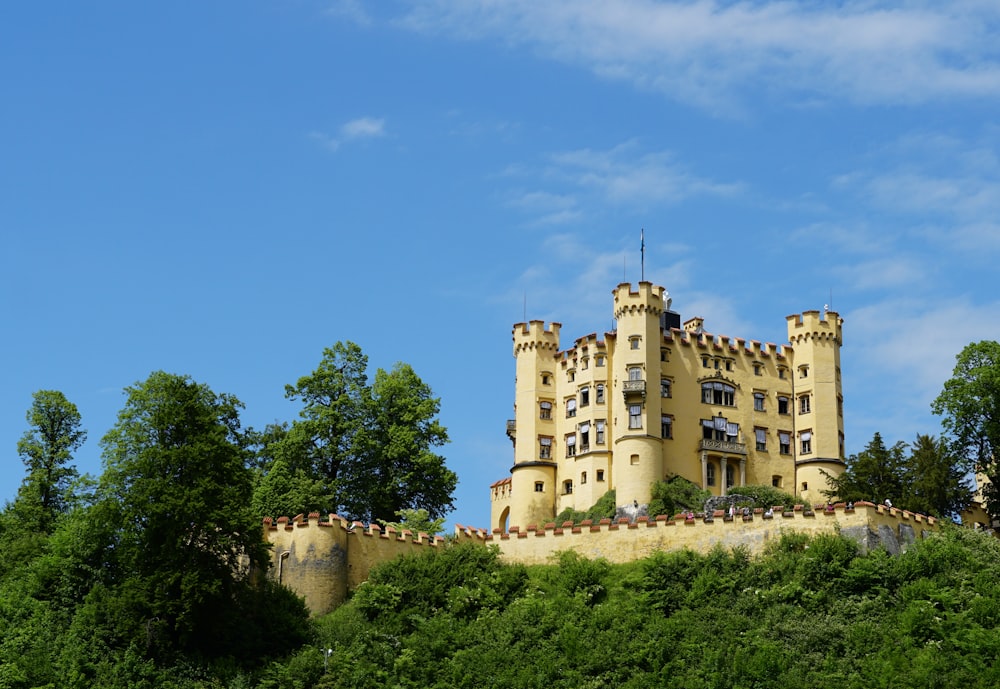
[491,281,847,532]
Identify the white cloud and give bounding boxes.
[394,1,1000,111]
[310,116,386,153]
[340,116,386,139]
[325,0,372,26]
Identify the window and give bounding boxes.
[596,356,605,367]
[535,481,545,492]
[630,337,641,350]
[778,368,787,379]
[567,371,575,382]
[777,396,789,415]
[628,366,643,381]
[596,420,605,445]
[661,379,672,398]
[702,418,737,441]
[754,364,762,376]
[706,463,716,486]
[702,357,710,368]
[726,465,735,488]
[725,360,733,371]
[581,357,589,370]
[755,428,767,451]
[580,386,590,407]
[714,359,720,369]
[772,475,782,488]
[539,436,552,459]
[839,431,845,458]
[799,365,809,378]
[566,398,577,418]
[565,434,576,457]
[628,404,642,429]
[753,392,765,411]
[596,384,605,404]
[779,432,791,455]
[539,401,552,419]
[660,349,668,362]
[542,373,551,385]
[838,395,843,417]
[801,482,808,492]
[596,469,605,482]
[799,395,811,414]
[563,480,573,495]
[630,454,639,465]
[701,382,735,406]
[661,415,673,439]
[581,471,587,484]
[800,431,812,454]
[580,423,590,452]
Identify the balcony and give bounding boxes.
[699,438,747,455]
[622,379,646,399]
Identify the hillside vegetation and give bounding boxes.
[254,526,1000,689]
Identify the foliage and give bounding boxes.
[823,431,972,518]
[648,476,711,517]
[97,371,305,663]
[554,489,616,524]
[823,431,907,505]
[377,508,447,536]
[932,340,1000,521]
[12,390,87,528]
[905,433,972,518]
[263,341,457,523]
[724,484,797,510]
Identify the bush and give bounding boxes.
[648,476,710,517]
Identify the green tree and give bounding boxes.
[98,371,274,660]
[823,432,907,505]
[932,340,1000,522]
[351,362,455,523]
[14,390,87,526]
[904,433,972,519]
[267,343,456,524]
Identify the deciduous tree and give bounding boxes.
[14,390,86,527]
[932,340,1000,522]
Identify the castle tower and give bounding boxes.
[786,309,846,503]
[505,320,561,529]
[611,282,666,512]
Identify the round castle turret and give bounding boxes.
[504,320,562,530]
[611,282,666,513]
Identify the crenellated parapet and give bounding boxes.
[614,281,665,319]
[263,512,445,617]
[513,320,561,355]
[454,502,938,565]
[786,310,843,345]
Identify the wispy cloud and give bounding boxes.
[325,0,372,26]
[393,1,1000,112]
[505,141,740,224]
[310,116,386,152]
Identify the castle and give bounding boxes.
[491,281,847,532]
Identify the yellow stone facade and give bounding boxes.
[492,281,846,532]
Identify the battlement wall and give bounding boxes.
[614,281,665,318]
[513,320,561,354]
[787,310,843,345]
[264,513,445,616]
[453,502,937,565]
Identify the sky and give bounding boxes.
[2,1,1000,531]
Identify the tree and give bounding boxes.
[350,362,455,523]
[263,343,457,524]
[932,340,1000,522]
[904,433,972,519]
[823,432,907,505]
[98,371,272,660]
[14,390,87,527]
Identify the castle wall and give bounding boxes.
[455,502,937,565]
[264,513,445,616]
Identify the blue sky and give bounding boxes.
[3,1,1000,530]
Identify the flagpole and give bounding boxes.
[640,228,645,282]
